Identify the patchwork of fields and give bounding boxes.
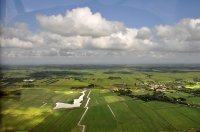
[83,89,200,132]
[1,65,200,132]
[1,88,84,131]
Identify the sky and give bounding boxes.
[0,0,200,64]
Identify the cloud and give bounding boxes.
[151,18,200,52]
[0,37,34,48]
[136,27,152,39]
[1,48,59,58]
[36,7,125,37]
[1,23,44,48]
[84,28,138,50]
[1,7,200,59]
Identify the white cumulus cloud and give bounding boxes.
[1,7,200,59]
[36,7,125,37]
[0,37,33,48]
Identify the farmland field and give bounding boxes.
[1,65,200,132]
[83,89,200,132]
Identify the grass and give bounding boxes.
[82,89,117,132]
[82,89,200,132]
[185,82,200,89]
[165,91,200,105]
[30,108,84,132]
[1,88,82,132]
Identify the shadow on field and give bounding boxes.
[30,108,84,132]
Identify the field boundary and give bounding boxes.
[107,104,116,118]
[78,90,91,132]
[40,103,47,108]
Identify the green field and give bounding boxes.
[186,82,200,89]
[1,88,84,131]
[1,65,200,132]
[83,89,200,132]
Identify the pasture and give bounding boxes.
[186,82,200,89]
[82,89,200,132]
[1,88,83,132]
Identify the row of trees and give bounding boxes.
[130,91,186,104]
[177,88,200,96]
[0,90,21,96]
[113,88,132,96]
[71,84,95,89]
